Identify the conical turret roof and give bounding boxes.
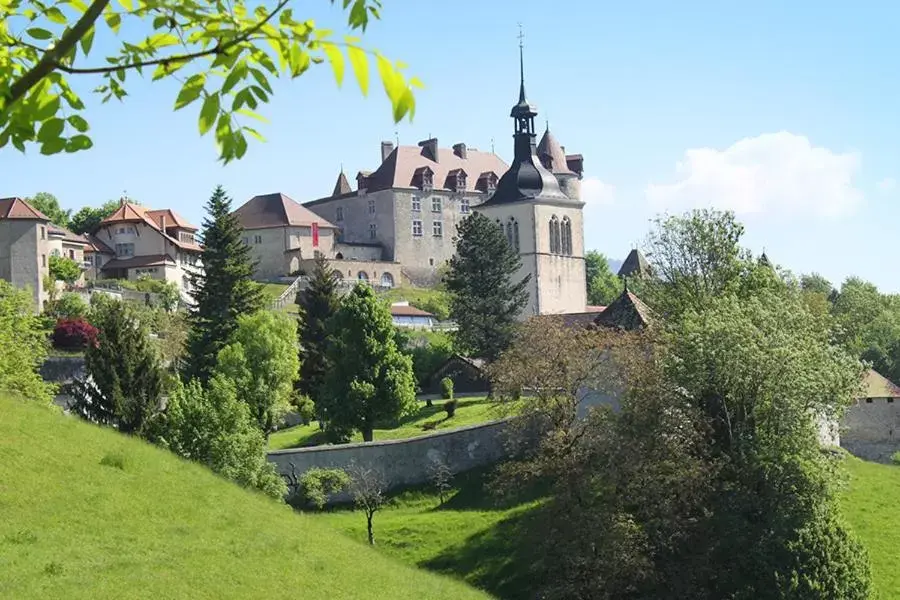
[537,126,574,175]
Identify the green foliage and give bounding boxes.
[146,376,286,498]
[801,272,835,297]
[69,295,164,435]
[440,377,453,400]
[411,294,450,321]
[0,395,488,599]
[69,199,121,234]
[293,393,317,425]
[296,253,341,402]
[892,452,900,466]
[26,192,69,227]
[320,284,417,442]
[584,250,623,306]
[0,280,54,403]
[404,330,454,391]
[184,186,264,383]
[46,291,88,320]
[48,254,82,283]
[0,0,421,162]
[132,275,180,309]
[296,467,351,509]
[445,212,530,362]
[215,310,299,434]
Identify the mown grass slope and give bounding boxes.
[0,395,490,600]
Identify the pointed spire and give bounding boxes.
[517,24,527,104]
[332,170,352,197]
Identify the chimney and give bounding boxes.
[418,138,438,162]
[380,141,394,163]
[452,143,467,160]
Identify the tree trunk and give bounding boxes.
[362,427,374,442]
[367,513,374,545]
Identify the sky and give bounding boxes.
[5,0,900,291]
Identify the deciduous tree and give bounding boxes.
[585,250,623,306]
[320,284,416,442]
[444,212,529,362]
[69,199,122,234]
[1,0,419,162]
[295,253,341,402]
[0,280,54,403]
[26,192,70,227]
[48,254,82,283]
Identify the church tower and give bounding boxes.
[476,38,587,318]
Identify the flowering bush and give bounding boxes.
[52,318,98,351]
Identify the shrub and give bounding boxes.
[298,467,351,509]
[48,255,82,284]
[891,451,900,466]
[294,394,316,425]
[47,293,89,320]
[444,399,458,418]
[440,376,454,400]
[99,452,128,471]
[52,318,98,350]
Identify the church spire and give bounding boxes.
[510,25,538,158]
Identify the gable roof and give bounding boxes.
[593,289,653,331]
[100,254,176,270]
[101,202,149,225]
[390,303,435,318]
[0,197,51,221]
[234,193,339,230]
[618,248,651,278]
[859,369,900,399]
[360,144,509,194]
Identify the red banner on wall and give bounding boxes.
[312,222,319,247]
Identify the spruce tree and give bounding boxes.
[444,212,530,362]
[69,296,164,435]
[183,186,264,383]
[296,253,341,401]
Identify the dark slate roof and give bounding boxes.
[100,254,175,270]
[332,171,352,197]
[618,248,651,278]
[537,127,575,175]
[0,197,50,221]
[593,289,653,331]
[233,193,339,230]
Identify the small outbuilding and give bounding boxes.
[428,355,490,395]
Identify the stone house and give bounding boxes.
[839,369,900,461]
[0,197,54,310]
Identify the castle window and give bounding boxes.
[549,216,561,254]
[411,195,421,212]
[368,198,376,215]
[432,197,442,213]
[432,220,443,238]
[254,234,262,244]
[336,207,344,222]
[562,217,573,255]
[40,226,46,240]
[51,249,60,257]
[460,197,470,214]
[455,172,467,192]
[412,220,423,237]
[505,218,519,252]
[357,271,369,281]
[369,223,377,240]
[422,171,433,189]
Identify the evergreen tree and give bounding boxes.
[320,285,416,442]
[183,186,264,383]
[69,296,164,435]
[444,212,530,362]
[296,253,341,401]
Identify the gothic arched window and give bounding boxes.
[549,216,560,254]
[507,217,520,252]
[562,217,573,256]
[505,220,514,247]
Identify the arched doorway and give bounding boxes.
[380,272,395,288]
[357,271,369,282]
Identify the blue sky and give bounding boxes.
[5,0,900,291]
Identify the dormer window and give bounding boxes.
[477,171,498,193]
[413,166,434,190]
[446,168,467,193]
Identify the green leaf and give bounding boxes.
[67,115,89,133]
[248,68,272,94]
[37,118,65,142]
[80,26,95,55]
[347,45,369,95]
[117,0,133,11]
[33,94,60,121]
[198,93,220,135]
[105,12,121,32]
[174,74,205,110]
[243,126,265,142]
[323,43,345,87]
[45,7,67,24]
[288,44,310,78]
[65,135,94,152]
[26,28,53,40]
[222,61,247,95]
[39,138,67,155]
[235,108,268,123]
[61,88,85,110]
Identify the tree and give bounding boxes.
[320,284,416,442]
[0,280,54,403]
[347,462,386,545]
[26,192,70,227]
[444,212,530,362]
[48,254,82,283]
[46,291,89,320]
[69,295,164,434]
[801,272,834,298]
[69,199,122,234]
[427,455,453,506]
[1,0,420,162]
[215,310,299,434]
[183,185,264,384]
[145,376,286,499]
[295,253,341,402]
[585,250,623,306]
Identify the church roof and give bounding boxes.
[234,193,339,230]
[0,197,51,221]
[593,288,653,331]
[332,171,352,197]
[537,127,575,175]
[618,248,652,278]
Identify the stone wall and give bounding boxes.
[40,356,86,383]
[267,419,513,501]
[840,398,900,462]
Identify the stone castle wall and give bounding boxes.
[840,398,900,462]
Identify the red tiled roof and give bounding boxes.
[390,303,435,318]
[0,197,51,221]
[100,254,175,270]
[234,193,339,230]
[145,208,198,232]
[99,202,201,252]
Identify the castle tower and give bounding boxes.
[475,38,587,318]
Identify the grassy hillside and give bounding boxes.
[0,396,490,600]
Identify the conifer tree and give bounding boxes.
[320,285,416,442]
[183,186,264,383]
[296,253,342,401]
[69,296,164,435]
[444,212,530,362]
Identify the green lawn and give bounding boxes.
[261,282,299,314]
[0,395,490,600]
[269,397,503,450]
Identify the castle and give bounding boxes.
[233,48,589,318]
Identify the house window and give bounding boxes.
[68,249,75,259]
[460,197,470,214]
[115,243,134,257]
[412,195,421,212]
[336,207,344,222]
[369,223,377,240]
[432,197,442,213]
[562,216,573,255]
[41,254,46,267]
[429,258,435,266]
[368,198,376,215]
[40,226,45,240]
[506,218,519,252]
[51,249,61,257]
[412,220,423,237]
[242,237,249,245]
[254,234,262,244]
[432,220,443,238]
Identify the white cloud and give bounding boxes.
[645,132,863,218]
[581,176,615,206]
[877,177,897,193]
